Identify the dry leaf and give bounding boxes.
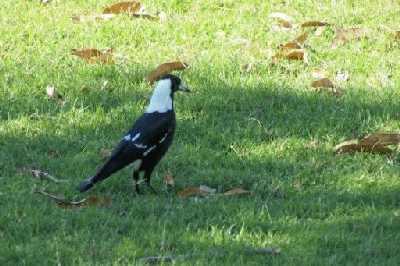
[360,133,400,146]
[269,12,294,29]
[311,78,334,88]
[334,139,393,154]
[146,61,188,84]
[71,48,114,64]
[301,21,329,28]
[272,48,307,63]
[279,41,302,50]
[31,169,67,183]
[72,14,116,22]
[395,30,400,40]
[332,27,368,48]
[103,1,141,14]
[164,174,175,187]
[294,32,308,44]
[285,49,306,61]
[223,187,251,196]
[311,78,343,96]
[177,187,205,198]
[177,185,215,198]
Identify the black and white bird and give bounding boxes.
[78,74,190,193]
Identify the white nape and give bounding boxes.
[145,79,173,113]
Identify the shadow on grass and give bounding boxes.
[2,69,400,264]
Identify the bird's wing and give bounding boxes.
[110,112,173,159]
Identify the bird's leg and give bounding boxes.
[144,171,157,194]
[132,171,141,194]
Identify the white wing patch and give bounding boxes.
[123,133,140,142]
[159,133,168,144]
[131,133,140,142]
[143,145,156,156]
[134,143,147,149]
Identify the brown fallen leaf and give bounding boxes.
[146,61,188,84]
[269,12,294,29]
[164,174,175,187]
[31,169,68,183]
[334,139,393,154]
[279,41,302,50]
[71,48,114,64]
[331,27,368,48]
[223,187,251,196]
[294,32,308,44]
[301,21,329,28]
[35,189,111,209]
[272,48,307,63]
[103,1,141,14]
[311,78,334,88]
[395,30,400,40]
[285,49,306,61]
[360,133,400,146]
[311,78,343,96]
[177,185,216,198]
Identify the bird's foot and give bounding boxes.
[78,179,94,193]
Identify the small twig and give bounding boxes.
[34,189,87,207]
[31,169,68,183]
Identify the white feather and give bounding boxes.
[131,133,140,142]
[145,79,173,113]
[143,145,156,156]
[134,143,147,149]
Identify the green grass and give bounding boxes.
[1,0,400,265]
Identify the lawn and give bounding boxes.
[1,0,400,265]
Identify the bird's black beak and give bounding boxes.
[178,81,191,92]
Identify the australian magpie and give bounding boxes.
[78,74,189,193]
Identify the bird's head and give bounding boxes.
[156,74,190,94]
[146,74,189,113]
